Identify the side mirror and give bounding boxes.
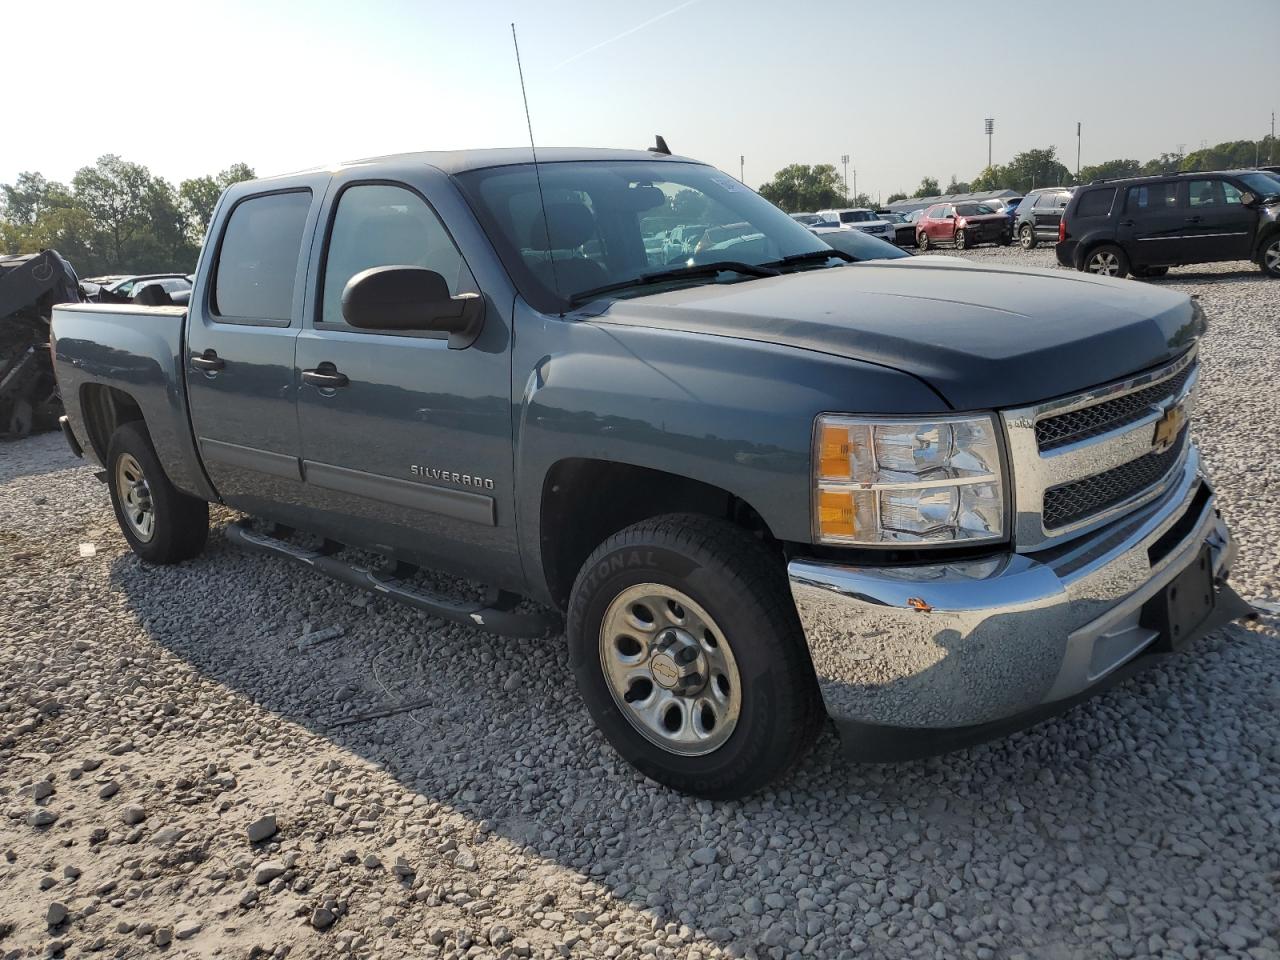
[1239,191,1257,207]
[341,266,484,349]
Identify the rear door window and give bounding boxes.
[1126,182,1179,213]
[1076,188,1116,218]
[213,191,313,322]
[1187,180,1224,208]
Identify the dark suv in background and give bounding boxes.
[1014,188,1072,249]
[1057,170,1280,278]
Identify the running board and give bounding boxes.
[224,520,559,638]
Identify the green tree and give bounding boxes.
[1,172,73,227]
[885,191,908,204]
[179,162,255,242]
[1001,147,1073,193]
[1140,151,1185,176]
[1078,158,1142,183]
[758,163,845,212]
[945,175,971,194]
[912,176,940,199]
[969,165,1005,191]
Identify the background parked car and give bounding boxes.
[814,207,896,244]
[809,225,911,261]
[1015,188,1072,249]
[875,210,916,245]
[789,212,830,226]
[1056,170,1280,278]
[915,201,1012,250]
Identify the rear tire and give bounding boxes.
[1084,244,1129,278]
[567,514,822,799]
[1019,224,1037,249]
[106,421,209,564]
[917,231,930,251]
[1261,236,1280,278]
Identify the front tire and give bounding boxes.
[917,231,930,251]
[1084,244,1129,278]
[1261,236,1280,278]
[1019,224,1037,249]
[954,229,967,250]
[106,422,209,564]
[567,515,822,799]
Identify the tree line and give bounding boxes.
[0,156,256,278]
[760,134,1278,212]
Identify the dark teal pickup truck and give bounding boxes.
[51,147,1246,798]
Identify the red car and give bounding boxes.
[916,201,1013,250]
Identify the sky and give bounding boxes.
[3,0,1277,202]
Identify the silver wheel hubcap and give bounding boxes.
[1089,251,1119,275]
[1266,241,1280,272]
[115,452,155,542]
[599,583,742,756]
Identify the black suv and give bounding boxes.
[1014,188,1072,248]
[1057,171,1280,278]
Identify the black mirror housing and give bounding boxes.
[1239,191,1258,207]
[341,266,484,348]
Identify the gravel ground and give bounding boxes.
[2,249,1278,960]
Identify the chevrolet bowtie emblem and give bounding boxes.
[1152,403,1186,454]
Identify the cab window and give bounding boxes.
[319,183,470,328]
[213,191,312,322]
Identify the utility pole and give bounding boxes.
[739,155,744,183]
[1271,112,1276,163]
[841,154,850,203]
[985,118,994,170]
[852,168,857,203]
[1076,121,1081,179]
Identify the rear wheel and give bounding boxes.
[567,514,822,799]
[106,422,209,564]
[1019,224,1037,249]
[954,230,967,250]
[1261,236,1280,278]
[1084,244,1129,278]
[917,231,930,251]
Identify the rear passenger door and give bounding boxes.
[292,168,520,588]
[1181,178,1257,262]
[1117,181,1183,266]
[1034,192,1067,237]
[186,180,328,516]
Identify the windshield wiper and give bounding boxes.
[567,260,780,306]
[766,249,855,268]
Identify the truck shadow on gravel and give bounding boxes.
[107,524,1273,952]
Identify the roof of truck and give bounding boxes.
[267,147,704,180]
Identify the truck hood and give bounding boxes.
[589,260,1202,410]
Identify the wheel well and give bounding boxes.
[79,384,144,463]
[1255,224,1280,261]
[539,459,775,610]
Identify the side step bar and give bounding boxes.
[225,520,560,639]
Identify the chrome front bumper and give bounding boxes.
[787,448,1243,760]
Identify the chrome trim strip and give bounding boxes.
[200,438,301,481]
[302,460,496,526]
[1002,349,1199,551]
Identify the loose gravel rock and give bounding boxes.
[1,250,1277,959]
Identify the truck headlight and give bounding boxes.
[813,414,1005,545]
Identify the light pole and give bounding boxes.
[984,118,994,170]
[739,155,744,183]
[1076,121,1081,179]
[852,168,857,203]
[841,154,849,203]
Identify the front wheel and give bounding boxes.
[1084,244,1130,278]
[106,421,209,563]
[954,230,967,250]
[1261,236,1280,278]
[1020,224,1037,249]
[567,515,822,799]
[917,231,930,251]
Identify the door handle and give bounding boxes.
[1118,219,1135,227]
[190,350,225,372]
[1184,215,1202,223]
[302,364,350,389]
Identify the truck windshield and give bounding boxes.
[455,161,832,312]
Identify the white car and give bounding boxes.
[814,207,896,244]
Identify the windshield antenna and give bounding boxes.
[511,23,562,311]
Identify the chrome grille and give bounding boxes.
[1036,363,1194,451]
[1043,428,1188,530]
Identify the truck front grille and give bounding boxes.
[1043,428,1188,530]
[1036,362,1195,452]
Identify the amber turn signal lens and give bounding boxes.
[818,489,858,538]
[819,423,852,479]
